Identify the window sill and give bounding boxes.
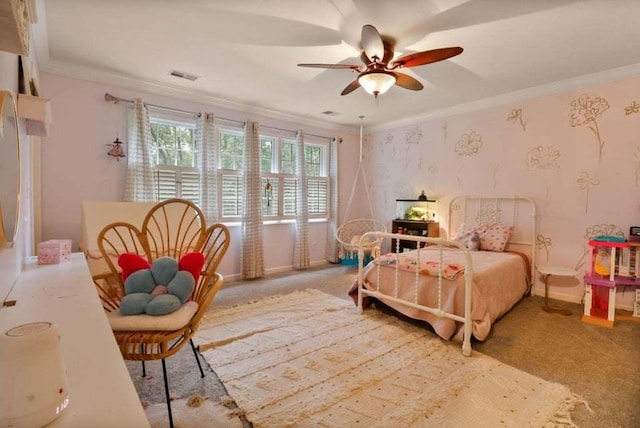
[221,218,328,227]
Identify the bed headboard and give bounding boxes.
[448,195,537,290]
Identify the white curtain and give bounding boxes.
[124,98,156,202]
[325,136,340,263]
[196,112,218,221]
[293,129,310,269]
[240,121,264,279]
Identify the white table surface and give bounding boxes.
[536,266,579,277]
[0,253,149,428]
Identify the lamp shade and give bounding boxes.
[358,71,396,96]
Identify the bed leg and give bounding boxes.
[462,341,472,357]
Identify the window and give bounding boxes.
[150,119,199,204]
[149,118,329,222]
[219,131,329,220]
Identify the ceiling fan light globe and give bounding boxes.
[358,71,396,96]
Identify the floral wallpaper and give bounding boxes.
[363,76,640,307]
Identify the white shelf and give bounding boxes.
[17,94,51,137]
[0,254,150,427]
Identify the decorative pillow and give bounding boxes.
[466,232,480,251]
[107,301,199,331]
[453,223,511,252]
[478,223,512,252]
[117,252,205,316]
[454,224,488,244]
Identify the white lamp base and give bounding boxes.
[0,322,70,428]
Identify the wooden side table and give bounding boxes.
[537,266,578,316]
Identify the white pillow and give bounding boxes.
[107,301,199,332]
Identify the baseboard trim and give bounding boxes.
[223,260,331,283]
[532,285,634,311]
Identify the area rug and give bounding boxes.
[145,396,242,428]
[194,289,585,427]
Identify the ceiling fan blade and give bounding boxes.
[298,63,363,70]
[392,72,423,91]
[360,51,372,66]
[390,47,463,69]
[340,79,361,96]
[382,40,394,65]
[361,24,384,63]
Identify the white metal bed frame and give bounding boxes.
[356,195,537,357]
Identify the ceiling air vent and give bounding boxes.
[169,70,199,81]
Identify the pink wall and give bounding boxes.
[365,76,640,308]
[38,73,363,278]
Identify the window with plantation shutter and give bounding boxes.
[150,119,199,205]
[147,120,330,221]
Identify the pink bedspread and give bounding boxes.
[349,247,529,341]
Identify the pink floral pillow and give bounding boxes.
[478,223,512,252]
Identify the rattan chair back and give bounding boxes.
[141,198,208,260]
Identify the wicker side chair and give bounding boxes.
[95,199,230,428]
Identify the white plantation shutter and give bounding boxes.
[283,177,296,216]
[221,174,243,217]
[154,169,200,205]
[155,170,177,200]
[180,171,200,205]
[308,178,328,215]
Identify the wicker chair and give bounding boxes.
[96,199,230,428]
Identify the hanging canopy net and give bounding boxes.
[335,117,386,259]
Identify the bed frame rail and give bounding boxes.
[357,233,474,356]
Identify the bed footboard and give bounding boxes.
[357,232,474,356]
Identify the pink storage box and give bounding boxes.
[37,239,72,265]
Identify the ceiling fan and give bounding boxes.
[298,24,463,98]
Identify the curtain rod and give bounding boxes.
[104,93,334,141]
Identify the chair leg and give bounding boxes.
[161,358,174,428]
[190,339,205,378]
[141,361,146,378]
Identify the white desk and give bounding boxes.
[0,254,149,427]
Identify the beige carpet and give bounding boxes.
[193,289,588,427]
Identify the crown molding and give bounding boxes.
[370,62,640,132]
[40,60,357,135]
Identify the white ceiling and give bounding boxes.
[36,0,640,130]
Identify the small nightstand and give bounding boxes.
[537,266,578,316]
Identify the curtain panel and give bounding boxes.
[196,112,218,222]
[293,129,310,269]
[325,136,340,263]
[124,98,156,202]
[240,121,264,279]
